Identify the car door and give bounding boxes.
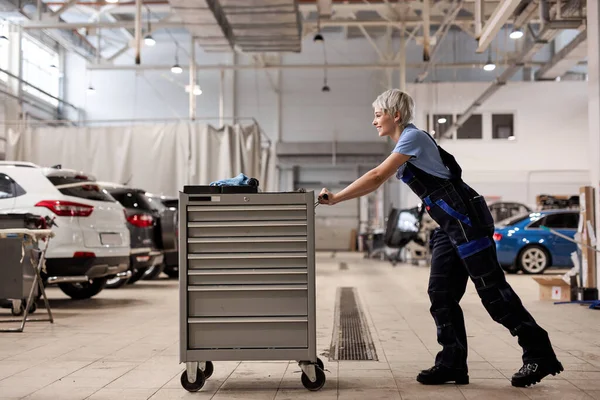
[543,213,578,266]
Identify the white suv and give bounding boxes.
[0,162,131,299]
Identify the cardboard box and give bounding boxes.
[532,276,572,302]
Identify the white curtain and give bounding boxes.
[5,121,270,196]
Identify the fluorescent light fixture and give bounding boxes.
[508,135,516,140]
[171,64,182,74]
[144,34,156,46]
[437,117,447,124]
[185,84,203,96]
[509,29,524,39]
[105,0,119,3]
[87,86,96,94]
[483,62,496,71]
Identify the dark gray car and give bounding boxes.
[104,188,164,287]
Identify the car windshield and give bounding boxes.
[496,212,543,227]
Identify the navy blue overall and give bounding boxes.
[400,134,556,370]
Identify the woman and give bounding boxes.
[318,89,562,388]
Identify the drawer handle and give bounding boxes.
[188,237,307,244]
[188,206,306,212]
[188,270,307,276]
[188,221,307,228]
[188,253,307,260]
[188,285,308,292]
[188,317,308,324]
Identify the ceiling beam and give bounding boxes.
[476,0,521,53]
[417,0,464,82]
[86,61,546,72]
[535,29,587,80]
[448,16,584,137]
[21,20,184,30]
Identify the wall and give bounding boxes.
[402,81,589,208]
[61,30,588,208]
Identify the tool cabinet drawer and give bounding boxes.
[188,253,307,270]
[187,221,307,238]
[188,269,308,285]
[187,285,308,317]
[188,317,308,349]
[188,237,307,253]
[188,205,307,222]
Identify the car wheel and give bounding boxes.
[164,265,179,279]
[143,263,165,280]
[58,278,108,299]
[127,268,146,285]
[105,275,129,289]
[501,264,520,274]
[518,245,550,274]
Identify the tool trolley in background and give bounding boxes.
[0,213,55,333]
[178,186,326,392]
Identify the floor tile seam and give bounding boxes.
[210,361,242,400]
[82,362,140,400]
[272,361,291,400]
[17,359,96,399]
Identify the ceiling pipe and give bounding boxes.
[86,61,548,72]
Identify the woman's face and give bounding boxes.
[372,108,398,138]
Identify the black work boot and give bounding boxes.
[417,365,469,385]
[511,359,564,387]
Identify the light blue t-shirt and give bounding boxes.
[393,124,452,180]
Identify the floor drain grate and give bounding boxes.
[330,287,378,361]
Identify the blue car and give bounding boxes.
[494,209,579,274]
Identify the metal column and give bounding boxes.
[189,37,196,121]
[588,0,600,272]
[399,25,406,92]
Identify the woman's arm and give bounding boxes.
[319,152,411,204]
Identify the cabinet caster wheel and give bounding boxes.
[301,366,326,391]
[202,361,214,379]
[316,358,324,371]
[180,369,205,392]
[11,303,24,317]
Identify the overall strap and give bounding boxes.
[421,129,463,181]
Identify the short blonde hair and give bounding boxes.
[372,89,415,126]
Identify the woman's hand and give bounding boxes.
[318,188,336,205]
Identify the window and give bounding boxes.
[492,114,514,140]
[0,173,26,199]
[433,114,453,138]
[109,190,155,211]
[0,22,8,83]
[457,114,483,139]
[529,213,579,229]
[47,176,115,203]
[543,213,579,229]
[427,114,453,138]
[21,35,60,107]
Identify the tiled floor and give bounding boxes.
[0,252,599,399]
